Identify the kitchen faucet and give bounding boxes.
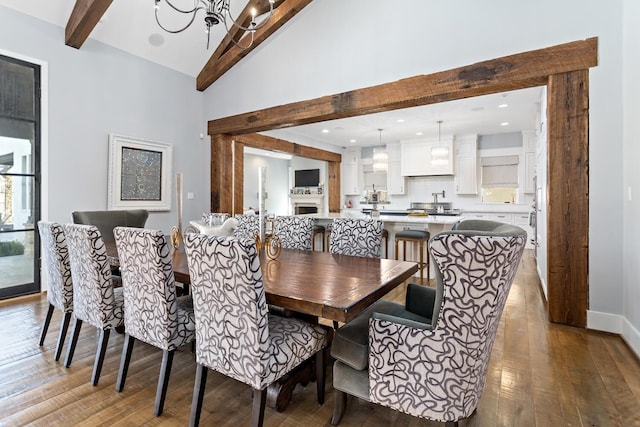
[432,190,445,204]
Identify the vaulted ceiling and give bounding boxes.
[0,0,309,91]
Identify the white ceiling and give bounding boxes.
[266,87,543,149]
[0,0,237,76]
[0,1,543,147]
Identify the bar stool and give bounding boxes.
[381,229,389,258]
[312,224,326,251]
[394,229,431,284]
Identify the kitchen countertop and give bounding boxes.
[300,212,461,225]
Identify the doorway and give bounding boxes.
[0,53,41,299]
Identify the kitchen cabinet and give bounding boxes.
[343,148,361,195]
[400,136,454,176]
[386,143,405,194]
[454,134,478,194]
[522,130,536,194]
[462,211,534,249]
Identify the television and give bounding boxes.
[294,169,320,187]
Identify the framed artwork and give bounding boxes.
[108,134,173,211]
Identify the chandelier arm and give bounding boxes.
[224,1,274,33]
[155,7,201,34]
[221,17,257,50]
[162,0,199,14]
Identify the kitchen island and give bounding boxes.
[298,212,460,281]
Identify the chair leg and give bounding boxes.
[315,349,326,405]
[39,303,55,346]
[189,364,208,427]
[54,312,73,361]
[251,388,267,427]
[419,240,424,284]
[92,328,111,386]
[116,334,135,392]
[64,318,83,368]
[154,349,175,416]
[331,389,348,425]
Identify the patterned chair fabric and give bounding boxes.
[113,227,195,416]
[62,223,124,385]
[329,218,383,258]
[113,227,195,351]
[233,214,262,240]
[273,215,314,250]
[63,224,124,330]
[37,221,74,361]
[331,220,527,426]
[184,233,327,426]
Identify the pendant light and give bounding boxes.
[372,129,388,172]
[431,120,450,168]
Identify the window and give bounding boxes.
[481,155,518,203]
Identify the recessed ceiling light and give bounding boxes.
[322,129,329,134]
[500,122,509,126]
[396,119,405,123]
[498,103,508,108]
[416,132,423,136]
[350,139,357,143]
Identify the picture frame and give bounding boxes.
[108,134,173,211]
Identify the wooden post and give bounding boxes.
[546,70,589,327]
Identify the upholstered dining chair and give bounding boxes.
[330,220,527,427]
[72,209,148,243]
[233,213,262,240]
[183,234,328,427]
[37,221,74,361]
[113,227,196,416]
[329,218,383,258]
[273,215,314,250]
[62,223,124,386]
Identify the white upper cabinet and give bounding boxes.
[455,134,478,194]
[400,136,454,176]
[342,147,361,195]
[522,130,536,194]
[386,143,405,194]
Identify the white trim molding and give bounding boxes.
[587,310,640,359]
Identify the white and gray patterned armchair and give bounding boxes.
[113,227,196,416]
[329,218,383,258]
[330,220,527,427]
[184,234,328,427]
[37,221,74,361]
[273,215,314,250]
[62,223,124,386]
[233,214,262,240]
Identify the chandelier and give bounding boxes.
[154,0,275,50]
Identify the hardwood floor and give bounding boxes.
[1,250,639,426]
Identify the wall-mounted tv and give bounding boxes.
[294,169,320,187]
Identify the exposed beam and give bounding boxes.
[208,38,598,136]
[197,0,312,91]
[209,0,286,63]
[234,133,341,162]
[65,0,112,49]
[209,38,599,328]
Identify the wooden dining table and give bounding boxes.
[170,246,419,324]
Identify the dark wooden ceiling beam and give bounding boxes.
[65,0,113,49]
[207,37,598,136]
[234,133,341,162]
[197,0,312,91]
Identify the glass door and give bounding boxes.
[0,54,41,299]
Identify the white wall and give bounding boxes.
[0,6,207,235]
[203,0,628,338]
[621,0,640,355]
[243,153,290,215]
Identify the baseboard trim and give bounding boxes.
[587,310,640,359]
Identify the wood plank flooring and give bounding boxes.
[1,250,639,426]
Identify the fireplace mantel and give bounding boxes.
[290,194,324,215]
